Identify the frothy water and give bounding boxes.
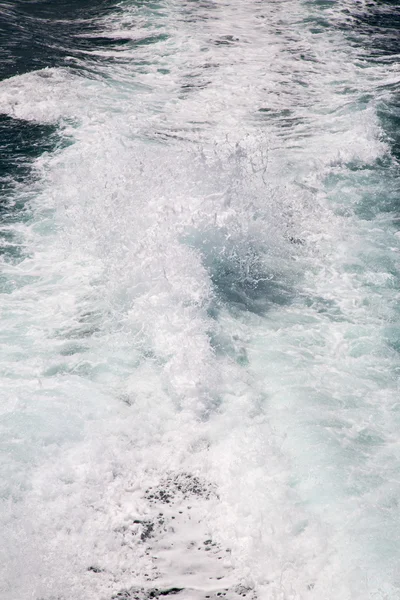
[1,1,400,599]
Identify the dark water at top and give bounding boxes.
[340,1,400,60]
[0,0,123,81]
[329,2,400,221]
[1,0,400,222]
[0,0,124,213]
[340,2,400,155]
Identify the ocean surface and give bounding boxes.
[1,1,400,598]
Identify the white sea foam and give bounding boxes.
[1,1,400,599]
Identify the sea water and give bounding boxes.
[1,1,400,598]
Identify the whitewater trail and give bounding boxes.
[1,1,400,599]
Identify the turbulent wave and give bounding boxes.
[1,1,400,599]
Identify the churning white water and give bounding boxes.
[1,1,400,598]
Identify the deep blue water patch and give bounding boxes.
[0,0,125,259]
[340,1,400,60]
[0,115,59,190]
[0,0,125,81]
[0,115,61,263]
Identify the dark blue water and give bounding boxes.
[0,0,122,246]
[0,0,128,180]
[0,0,124,80]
